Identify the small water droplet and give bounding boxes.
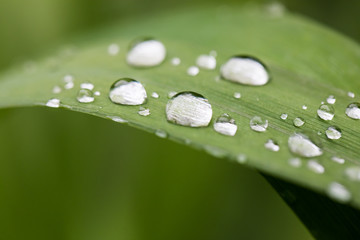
[126,39,166,67]
[213,114,237,136]
[266,2,286,17]
[280,113,288,120]
[109,116,128,123]
[326,95,336,104]
[220,56,269,86]
[109,78,147,105]
[331,156,345,164]
[345,102,360,119]
[233,92,241,99]
[108,43,120,56]
[348,92,355,98]
[302,105,307,110]
[46,98,60,108]
[327,182,351,203]
[171,57,181,66]
[235,154,247,164]
[80,82,94,91]
[151,92,159,99]
[196,54,216,70]
[155,129,167,138]
[204,145,228,158]
[64,81,74,90]
[138,107,150,116]
[64,75,74,83]
[264,139,280,152]
[288,158,302,168]
[167,91,177,99]
[77,89,95,103]
[288,133,323,157]
[325,126,342,140]
[345,167,360,181]
[166,92,212,127]
[293,117,305,127]
[209,50,217,57]
[307,160,325,174]
[52,86,61,94]
[187,66,199,76]
[249,116,268,132]
[94,91,101,96]
[317,104,335,120]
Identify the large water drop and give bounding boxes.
[126,39,166,67]
[109,78,147,105]
[288,133,323,157]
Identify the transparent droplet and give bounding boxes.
[302,105,307,110]
[126,39,166,67]
[326,95,336,104]
[345,102,360,119]
[64,75,74,83]
[233,92,241,99]
[109,116,128,123]
[264,139,280,152]
[196,54,216,70]
[138,107,150,116]
[155,129,167,138]
[94,91,101,96]
[187,66,199,76]
[331,156,345,164]
[204,145,228,158]
[266,2,286,17]
[171,57,181,66]
[280,113,288,120]
[77,89,95,103]
[325,126,342,140]
[166,92,212,127]
[167,91,177,99]
[220,56,269,86]
[109,78,147,105]
[235,154,247,164]
[344,167,360,181]
[108,43,120,56]
[317,104,335,120]
[64,81,74,90]
[249,116,268,132]
[327,182,351,203]
[288,133,323,157]
[52,85,61,94]
[348,92,355,98]
[288,158,302,168]
[46,98,60,108]
[307,160,325,174]
[80,82,94,91]
[213,113,237,136]
[293,117,305,127]
[151,92,159,99]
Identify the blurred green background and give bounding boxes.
[0,0,359,239]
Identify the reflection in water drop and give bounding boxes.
[280,113,288,120]
[326,95,336,104]
[325,126,342,140]
[317,104,335,120]
[345,102,360,119]
[77,89,95,103]
[250,116,268,132]
[138,107,150,116]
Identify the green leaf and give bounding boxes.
[0,4,360,212]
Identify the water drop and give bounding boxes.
[64,81,74,90]
[266,2,286,17]
[46,98,60,108]
[288,133,323,157]
[109,78,147,105]
[307,160,325,174]
[151,92,159,99]
[280,113,288,120]
[302,105,307,110]
[167,91,177,99]
[94,91,101,96]
[348,92,355,98]
[249,116,268,132]
[288,158,302,168]
[126,39,166,67]
[187,66,199,76]
[233,92,241,99]
[155,129,167,138]
[64,75,74,83]
[171,57,181,66]
[80,82,94,91]
[331,156,345,164]
[52,86,61,94]
[220,56,269,86]
[264,139,280,152]
[326,95,336,104]
[344,167,360,181]
[77,89,94,103]
[109,116,128,123]
[327,182,351,203]
[325,126,342,140]
[213,114,237,136]
[235,154,247,164]
[345,102,360,119]
[166,92,212,127]
[108,43,120,56]
[209,50,217,57]
[293,117,305,127]
[138,107,150,116]
[196,54,216,70]
[317,104,335,120]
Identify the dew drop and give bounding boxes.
[280,113,288,120]
[288,158,302,168]
[196,54,216,70]
[52,86,61,94]
[64,81,74,90]
[166,92,212,127]
[151,92,159,99]
[325,126,342,140]
[317,104,335,120]
[233,92,241,99]
[326,95,336,104]
[264,139,280,152]
[94,91,101,96]
[344,167,360,181]
[46,98,60,108]
[155,129,167,138]
[109,78,147,105]
[126,39,166,67]
[293,117,305,127]
[80,82,94,91]
[138,107,150,116]
[327,182,351,203]
[77,89,95,103]
[249,116,268,132]
[302,105,307,110]
[109,116,128,123]
[213,114,237,136]
[345,102,360,119]
[331,156,345,164]
[266,2,286,17]
[307,160,325,174]
[64,75,74,83]
[171,57,181,66]
[187,66,199,76]
[235,154,247,164]
[220,56,269,86]
[348,92,355,98]
[288,133,323,157]
[108,43,120,56]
